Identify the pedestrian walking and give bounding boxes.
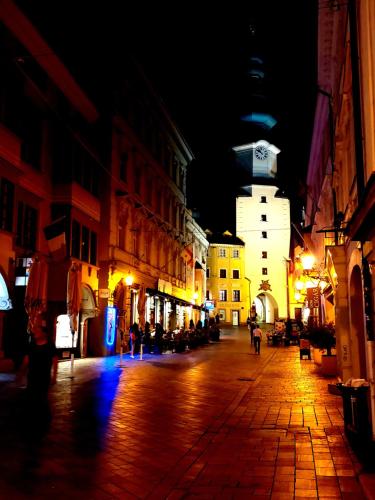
[19,323,58,430]
[253,324,263,354]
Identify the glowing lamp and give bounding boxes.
[294,292,302,301]
[295,280,304,291]
[193,292,198,300]
[125,274,133,286]
[301,251,315,271]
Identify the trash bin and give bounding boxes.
[338,384,370,440]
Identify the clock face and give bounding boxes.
[254,145,269,160]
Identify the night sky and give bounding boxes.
[17,0,318,232]
[128,1,318,232]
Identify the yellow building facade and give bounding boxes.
[206,232,248,326]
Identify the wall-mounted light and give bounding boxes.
[295,279,304,291]
[125,274,134,286]
[300,250,315,272]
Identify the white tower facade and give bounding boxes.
[235,141,290,323]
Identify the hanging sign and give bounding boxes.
[307,287,320,309]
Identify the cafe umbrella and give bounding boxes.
[67,262,82,376]
[24,256,48,332]
[137,286,146,330]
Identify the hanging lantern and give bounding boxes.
[300,250,315,271]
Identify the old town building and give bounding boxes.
[206,231,247,326]
[0,1,206,361]
[303,0,375,437]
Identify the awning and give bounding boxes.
[146,288,204,310]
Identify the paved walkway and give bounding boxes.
[0,327,371,499]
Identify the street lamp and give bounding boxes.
[244,277,251,317]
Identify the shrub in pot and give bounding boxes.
[308,323,336,356]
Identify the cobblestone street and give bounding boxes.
[0,327,367,499]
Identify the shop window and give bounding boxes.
[219,290,227,301]
[219,309,225,320]
[232,270,240,279]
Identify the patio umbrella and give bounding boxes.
[24,256,48,332]
[113,279,126,333]
[137,286,146,329]
[67,262,82,332]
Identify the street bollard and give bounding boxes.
[117,345,126,368]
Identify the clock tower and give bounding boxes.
[234,141,290,324]
[233,140,280,180]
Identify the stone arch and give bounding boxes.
[80,283,98,357]
[349,265,367,379]
[254,292,278,324]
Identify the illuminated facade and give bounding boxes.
[206,231,248,326]
[235,141,290,323]
[0,2,206,359]
[305,0,375,436]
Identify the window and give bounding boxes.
[261,214,267,221]
[70,220,97,264]
[232,269,240,279]
[81,226,90,262]
[206,268,210,278]
[119,153,128,182]
[219,309,225,320]
[16,202,37,250]
[219,290,227,301]
[260,196,267,203]
[262,268,268,275]
[0,178,14,232]
[219,269,227,278]
[233,290,240,302]
[262,251,268,259]
[262,231,267,238]
[232,249,239,258]
[218,248,226,257]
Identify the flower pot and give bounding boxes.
[320,354,337,376]
[312,347,323,365]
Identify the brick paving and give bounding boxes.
[0,326,369,499]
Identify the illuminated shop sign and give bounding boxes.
[105,306,117,346]
[205,300,215,310]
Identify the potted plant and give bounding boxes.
[308,323,337,376]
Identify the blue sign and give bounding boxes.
[205,300,215,310]
[105,306,117,346]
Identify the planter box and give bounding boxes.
[320,355,337,377]
[312,347,323,365]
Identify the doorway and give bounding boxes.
[232,310,239,326]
